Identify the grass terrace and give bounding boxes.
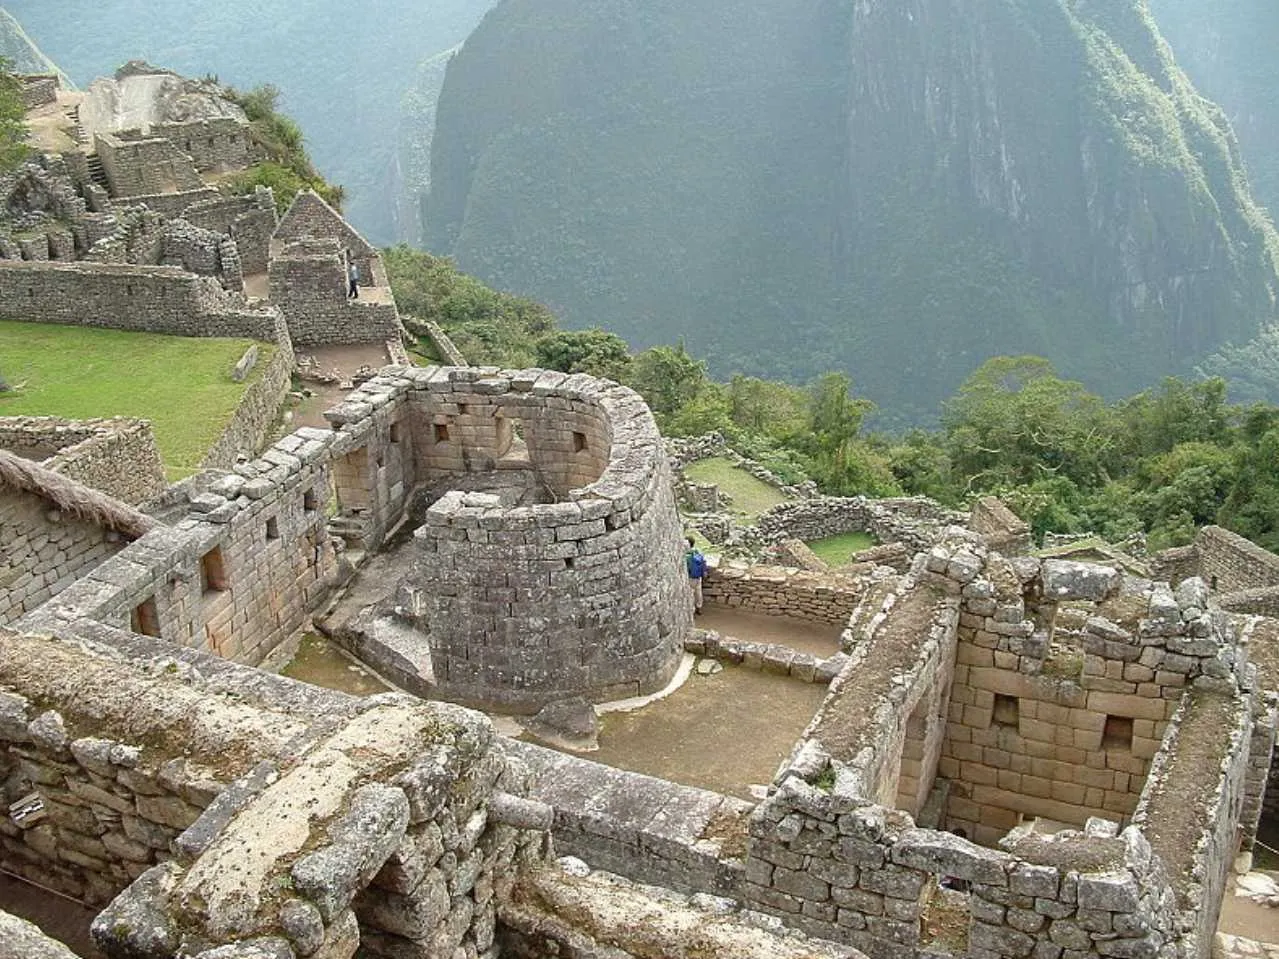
[0,320,272,479]
[682,456,789,522]
[807,531,876,566]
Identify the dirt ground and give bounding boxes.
[698,605,842,658]
[582,665,828,800]
[1220,875,1279,944]
[285,342,393,431]
[0,872,103,957]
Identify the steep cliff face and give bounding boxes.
[426,0,1279,420]
[1149,0,1279,214]
[0,7,70,82]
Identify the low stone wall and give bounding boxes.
[199,326,294,469]
[18,75,59,110]
[0,417,165,506]
[0,626,551,957]
[114,186,221,219]
[755,496,964,554]
[505,740,749,898]
[703,562,883,625]
[1218,586,1279,618]
[687,630,848,684]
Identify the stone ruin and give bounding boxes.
[0,356,1278,957]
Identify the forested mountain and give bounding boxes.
[1,0,497,244]
[426,0,1279,424]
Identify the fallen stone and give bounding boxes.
[522,697,600,752]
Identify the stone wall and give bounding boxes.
[18,426,338,668]
[268,239,402,346]
[0,485,131,626]
[391,367,691,712]
[0,627,551,957]
[274,188,376,261]
[703,562,884,625]
[733,533,1258,959]
[0,416,166,505]
[95,131,204,198]
[182,189,277,275]
[199,328,294,469]
[755,496,965,554]
[0,260,279,340]
[151,117,251,172]
[1197,526,1279,592]
[969,496,1033,556]
[18,75,59,110]
[505,739,749,898]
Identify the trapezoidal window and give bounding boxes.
[573,431,588,453]
[130,597,161,638]
[265,516,280,541]
[303,488,318,513]
[389,422,402,444]
[434,423,450,443]
[200,546,228,594]
[992,694,1019,729]
[1103,715,1134,751]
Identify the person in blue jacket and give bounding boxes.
[684,536,707,615]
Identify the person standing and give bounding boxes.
[347,260,360,298]
[684,536,707,615]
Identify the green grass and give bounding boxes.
[806,531,877,567]
[683,456,789,521]
[0,320,273,479]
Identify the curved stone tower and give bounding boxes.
[318,366,690,713]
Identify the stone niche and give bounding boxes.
[326,367,693,714]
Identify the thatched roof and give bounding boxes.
[0,449,159,539]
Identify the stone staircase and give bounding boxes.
[84,153,109,192]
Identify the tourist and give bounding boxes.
[685,536,707,615]
[347,259,360,299]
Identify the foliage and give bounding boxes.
[0,320,270,479]
[384,244,555,368]
[224,84,344,213]
[0,58,29,172]
[534,329,631,381]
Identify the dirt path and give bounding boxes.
[698,605,842,658]
[286,342,393,431]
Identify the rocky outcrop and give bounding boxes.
[426,0,1279,420]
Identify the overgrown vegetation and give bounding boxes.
[224,84,344,213]
[0,320,270,479]
[387,247,1279,554]
[0,58,29,172]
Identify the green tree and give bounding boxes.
[535,329,632,382]
[943,356,1116,492]
[225,83,343,212]
[627,343,709,419]
[1115,377,1230,461]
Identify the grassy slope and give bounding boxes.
[683,457,788,522]
[0,321,270,477]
